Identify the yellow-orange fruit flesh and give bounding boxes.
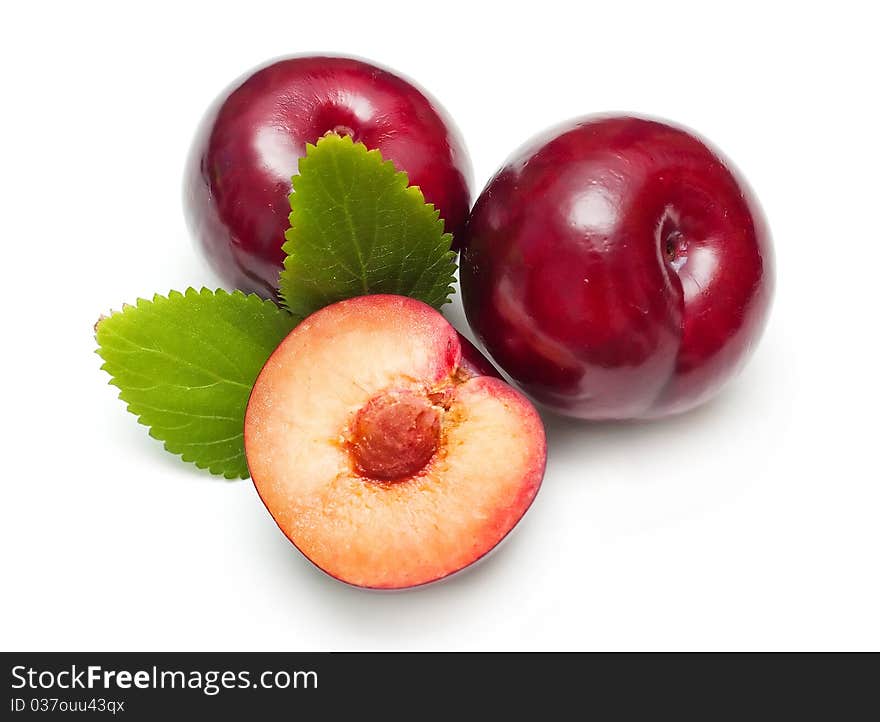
[244,295,546,589]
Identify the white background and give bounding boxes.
[2,1,878,651]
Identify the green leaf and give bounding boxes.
[95,288,297,479]
[278,133,457,317]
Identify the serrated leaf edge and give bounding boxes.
[95,287,289,480]
[278,133,457,313]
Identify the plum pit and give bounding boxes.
[349,390,442,481]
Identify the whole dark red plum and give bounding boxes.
[185,55,472,297]
[459,115,774,420]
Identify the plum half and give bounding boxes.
[244,295,546,589]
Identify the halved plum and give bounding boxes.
[244,295,546,589]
